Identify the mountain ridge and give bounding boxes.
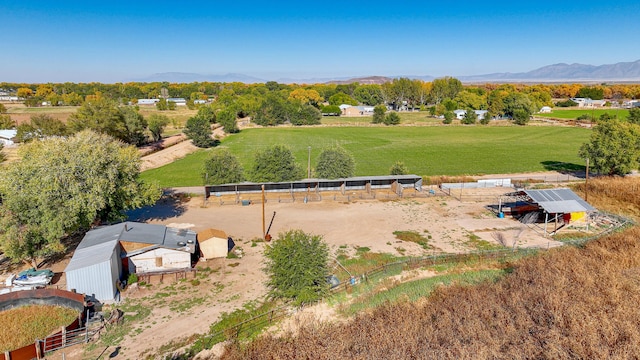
[132,60,640,84]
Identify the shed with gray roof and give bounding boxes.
[65,222,197,302]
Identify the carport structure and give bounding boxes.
[499,188,596,237]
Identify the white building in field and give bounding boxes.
[137,99,160,105]
[0,129,17,147]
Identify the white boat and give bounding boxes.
[12,274,52,286]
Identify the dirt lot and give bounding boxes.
[41,187,559,359]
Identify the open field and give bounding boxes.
[535,108,630,120]
[140,126,590,187]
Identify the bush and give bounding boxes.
[555,99,578,107]
[512,109,530,126]
[263,230,330,305]
[389,161,409,175]
[127,273,138,285]
[384,112,401,125]
[443,111,454,124]
[372,105,386,124]
[315,146,355,179]
[249,145,303,182]
[321,105,341,116]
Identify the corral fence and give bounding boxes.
[0,289,92,360]
[192,211,632,352]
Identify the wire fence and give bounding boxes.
[190,212,633,352]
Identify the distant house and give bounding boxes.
[0,129,17,147]
[65,222,197,302]
[454,109,488,121]
[539,106,552,113]
[341,105,374,116]
[167,98,187,106]
[570,98,606,108]
[137,98,160,105]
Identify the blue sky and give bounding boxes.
[2,1,640,83]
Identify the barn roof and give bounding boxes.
[522,188,594,213]
[65,222,197,273]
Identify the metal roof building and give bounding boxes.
[500,188,595,236]
[65,222,196,302]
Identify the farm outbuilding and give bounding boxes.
[499,188,595,236]
[198,229,235,259]
[65,222,197,302]
[0,129,17,147]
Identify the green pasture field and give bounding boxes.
[141,126,591,187]
[535,108,629,120]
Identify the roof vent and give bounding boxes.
[187,239,194,244]
[177,241,187,247]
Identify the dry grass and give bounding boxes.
[573,176,640,221]
[219,176,640,359]
[0,305,79,352]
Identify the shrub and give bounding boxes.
[389,161,409,175]
[315,146,355,179]
[263,230,330,305]
[383,112,401,125]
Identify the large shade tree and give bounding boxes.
[249,145,303,182]
[579,119,640,176]
[0,130,161,266]
[68,98,128,142]
[263,230,330,305]
[315,146,355,179]
[202,149,244,185]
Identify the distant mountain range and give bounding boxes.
[133,60,640,84]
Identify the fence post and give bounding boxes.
[35,340,42,360]
[61,326,67,347]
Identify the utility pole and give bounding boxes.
[307,146,311,178]
[584,158,589,201]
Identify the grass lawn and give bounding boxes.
[535,108,629,120]
[141,126,591,187]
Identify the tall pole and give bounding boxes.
[262,185,266,238]
[585,158,589,201]
[307,146,311,178]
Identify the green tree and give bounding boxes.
[0,130,161,266]
[184,116,214,148]
[120,106,148,146]
[576,87,604,100]
[290,104,321,126]
[372,105,386,124]
[68,98,128,142]
[390,161,409,175]
[147,114,170,142]
[479,110,493,125]
[253,93,291,126]
[461,110,478,125]
[430,77,463,104]
[628,108,640,124]
[321,105,341,116]
[579,119,640,176]
[16,114,69,143]
[512,109,531,126]
[0,104,6,113]
[202,149,243,185]
[156,98,168,111]
[353,85,383,106]
[167,101,177,110]
[263,229,330,305]
[250,145,303,182]
[443,111,454,124]
[217,108,239,133]
[384,111,401,125]
[315,146,355,179]
[0,114,16,129]
[328,92,358,106]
